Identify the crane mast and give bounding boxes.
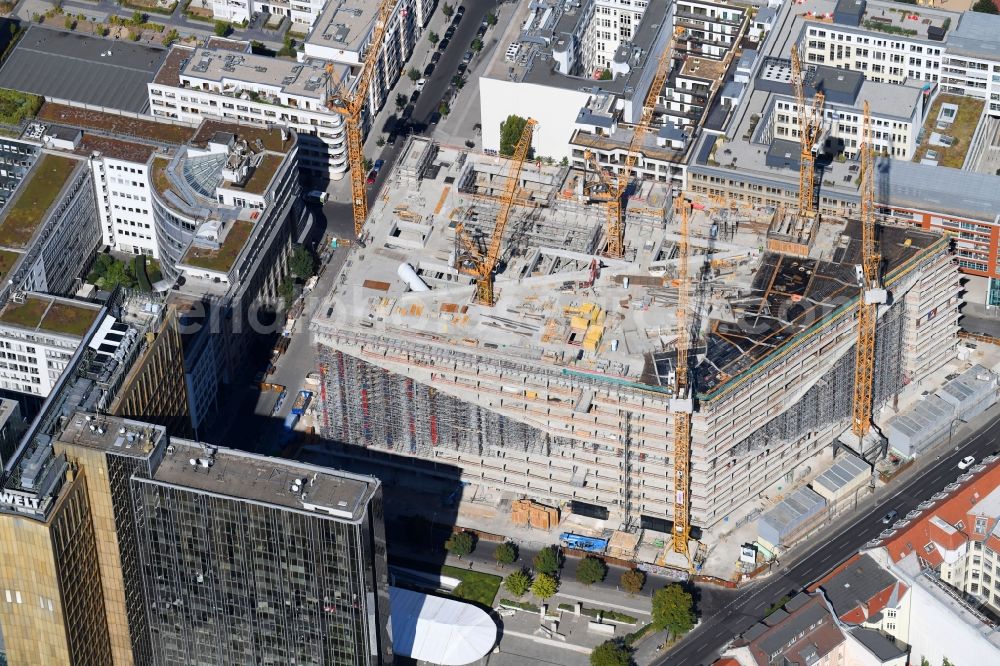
[456,119,536,306]
[326,0,396,238]
[852,101,885,441]
[671,195,693,555]
[790,45,825,216]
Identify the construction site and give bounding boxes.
[310,128,960,564]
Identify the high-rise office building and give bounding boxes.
[130,439,393,665]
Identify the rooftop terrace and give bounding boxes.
[179,219,253,275]
[857,1,955,41]
[0,294,100,338]
[149,439,380,520]
[0,153,80,250]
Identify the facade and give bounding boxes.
[130,439,392,665]
[149,47,349,179]
[88,142,160,258]
[0,294,102,396]
[0,137,40,209]
[584,0,649,72]
[673,0,746,59]
[940,12,1000,115]
[0,398,25,468]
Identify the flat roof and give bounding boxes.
[812,450,870,495]
[884,159,1000,223]
[0,294,101,338]
[0,153,80,250]
[176,47,349,102]
[57,412,166,459]
[76,133,158,163]
[37,102,196,145]
[146,439,380,521]
[307,0,383,53]
[191,120,291,154]
[0,249,21,282]
[179,219,254,274]
[0,26,165,113]
[948,11,1000,61]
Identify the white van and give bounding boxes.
[306,190,329,204]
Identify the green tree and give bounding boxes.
[652,584,696,636]
[942,659,955,666]
[451,75,464,89]
[278,35,296,57]
[376,137,386,147]
[428,30,439,45]
[407,67,421,83]
[504,569,531,597]
[445,531,475,558]
[103,260,136,289]
[973,0,998,13]
[598,68,613,81]
[499,114,528,156]
[395,93,407,110]
[278,279,294,308]
[494,542,518,566]
[532,545,562,575]
[97,25,109,37]
[486,12,497,26]
[470,38,483,53]
[442,3,454,17]
[531,572,558,600]
[130,10,144,25]
[214,21,231,37]
[64,16,75,29]
[164,29,179,46]
[620,569,646,595]
[289,245,315,279]
[439,101,450,116]
[576,556,608,585]
[919,659,930,666]
[590,640,632,666]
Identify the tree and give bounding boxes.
[214,21,231,37]
[533,545,562,576]
[376,137,386,147]
[428,31,439,45]
[278,279,294,308]
[289,245,316,280]
[439,101,450,116]
[531,572,558,600]
[407,67,421,83]
[64,16,75,29]
[973,0,998,13]
[494,542,518,566]
[486,12,497,27]
[652,584,696,636]
[97,25,109,37]
[499,115,528,156]
[451,75,464,89]
[445,531,475,558]
[129,29,141,41]
[164,29,179,46]
[504,569,531,597]
[470,38,483,53]
[442,3,454,17]
[620,569,646,595]
[278,35,296,57]
[102,260,136,289]
[590,640,632,666]
[576,556,608,585]
[395,93,407,110]
[130,10,144,25]
[598,68,613,81]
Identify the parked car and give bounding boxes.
[452,13,462,25]
[429,112,441,126]
[881,510,898,525]
[438,38,450,51]
[476,25,487,38]
[416,77,427,89]
[444,25,456,40]
[373,159,385,172]
[423,61,435,75]
[366,169,377,185]
[958,455,976,470]
[457,5,466,15]
[431,51,442,64]
[462,50,474,63]
[410,89,420,103]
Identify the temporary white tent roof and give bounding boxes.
[388,586,497,665]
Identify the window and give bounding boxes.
[976,517,988,534]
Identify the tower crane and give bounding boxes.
[326,0,396,238]
[851,101,887,443]
[670,194,693,555]
[603,31,680,259]
[790,44,825,216]
[455,119,536,306]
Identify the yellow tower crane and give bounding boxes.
[852,101,886,442]
[671,194,693,555]
[326,0,396,238]
[455,119,537,306]
[790,44,825,216]
[603,31,680,259]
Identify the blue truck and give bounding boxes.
[283,390,313,431]
[559,532,609,554]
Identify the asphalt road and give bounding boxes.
[657,412,1000,666]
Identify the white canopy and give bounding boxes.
[388,586,497,665]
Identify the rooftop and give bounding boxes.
[814,553,901,621]
[939,9,999,60]
[911,93,983,169]
[0,153,80,250]
[0,249,21,281]
[191,120,291,154]
[857,1,954,41]
[0,26,167,113]
[179,219,254,274]
[742,594,845,666]
[36,102,196,145]
[307,0,385,54]
[174,47,350,102]
[56,412,166,459]
[147,439,380,521]
[0,294,101,338]
[76,133,158,163]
